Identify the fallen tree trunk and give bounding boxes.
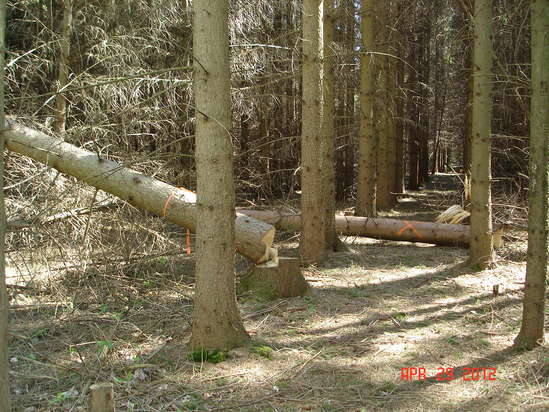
[4,121,276,264]
[238,209,471,247]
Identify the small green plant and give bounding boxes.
[114,371,133,384]
[48,392,68,405]
[30,327,50,339]
[447,337,459,346]
[48,389,77,405]
[477,338,491,347]
[99,303,111,314]
[377,381,397,395]
[275,380,290,389]
[189,347,227,364]
[112,311,124,320]
[97,340,113,354]
[394,312,407,321]
[251,344,274,360]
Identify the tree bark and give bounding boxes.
[54,0,73,135]
[343,1,355,195]
[356,0,377,217]
[469,0,494,268]
[461,4,473,201]
[189,0,249,350]
[394,33,405,194]
[301,0,327,263]
[4,122,276,265]
[239,209,471,247]
[322,0,338,250]
[407,27,421,191]
[0,1,10,409]
[514,0,548,350]
[376,1,396,210]
[418,18,431,186]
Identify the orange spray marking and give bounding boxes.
[397,220,423,239]
[185,229,191,255]
[162,187,196,254]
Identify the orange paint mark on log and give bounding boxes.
[162,187,196,254]
[397,220,423,239]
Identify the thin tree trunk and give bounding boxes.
[394,34,405,194]
[469,0,493,268]
[376,1,396,210]
[356,0,377,217]
[322,0,338,249]
[514,0,548,350]
[301,0,327,263]
[54,0,73,135]
[190,0,249,350]
[407,27,421,191]
[343,0,355,196]
[458,0,473,202]
[386,10,398,200]
[418,21,431,186]
[0,0,9,408]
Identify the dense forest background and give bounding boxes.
[6,0,531,201]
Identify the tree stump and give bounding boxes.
[89,383,115,412]
[238,257,308,300]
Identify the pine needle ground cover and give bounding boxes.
[6,177,546,411]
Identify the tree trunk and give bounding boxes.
[394,35,405,194]
[4,122,276,265]
[239,209,471,247]
[356,0,377,217]
[54,0,73,135]
[301,0,327,263]
[189,0,249,350]
[469,0,494,268]
[343,0,355,196]
[322,0,338,250]
[514,0,548,350]
[462,31,473,202]
[0,1,9,409]
[407,28,421,191]
[376,1,396,210]
[418,19,431,186]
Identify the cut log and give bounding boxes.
[238,257,308,300]
[238,209,471,247]
[88,383,115,412]
[4,121,276,264]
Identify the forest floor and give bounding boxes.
[6,174,548,411]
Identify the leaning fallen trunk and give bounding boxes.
[4,121,276,264]
[238,209,471,247]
